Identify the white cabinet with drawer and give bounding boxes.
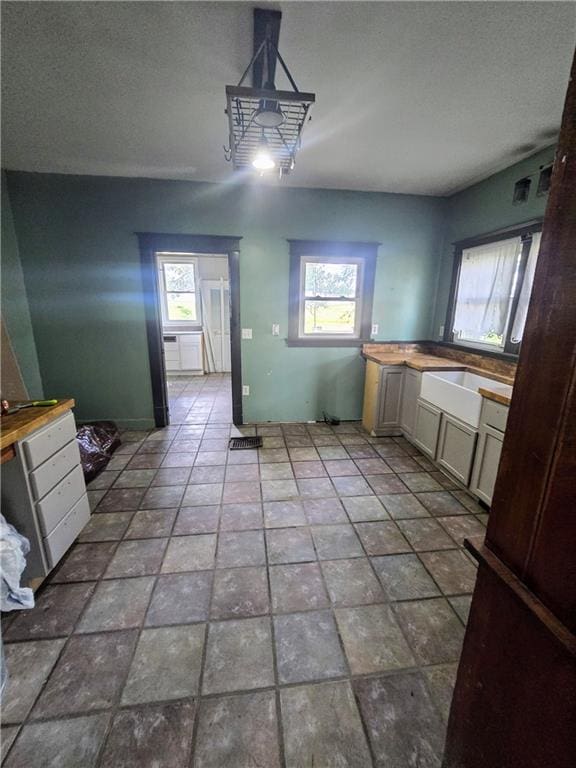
[470,398,510,505]
[2,408,89,579]
[163,332,204,374]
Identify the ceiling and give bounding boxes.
[1,1,574,196]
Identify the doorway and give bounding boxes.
[137,233,243,427]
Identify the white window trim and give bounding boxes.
[157,254,201,328]
[298,255,365,340]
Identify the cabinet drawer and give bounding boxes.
[29,439,81,499]
[22,411,77,469]
[43,493,90,568]
[36,465,86,536]
[482,398,509,432]
[179,334,202,347]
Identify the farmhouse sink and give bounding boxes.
[420,371,513,428]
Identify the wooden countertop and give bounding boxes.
[0,399,75,451]
[363,347,514,403]
[478,386,512,407]
[362,350,468,372]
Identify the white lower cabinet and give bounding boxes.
[362,361,509,506]
[470,401,508,505]
[400,369,422,436]
[2,410,89,579]
[163,332,203,374]
[437,413,478,486]
[412,398,442,458]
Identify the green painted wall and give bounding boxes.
[432,145,555,338]
[1,171,43,398]
[6,172,445,426]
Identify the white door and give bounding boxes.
[201,279,231,373]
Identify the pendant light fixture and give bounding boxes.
[224,9,315,177]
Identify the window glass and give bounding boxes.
[164,263,195,292]
[304,299,356,335]
[166,292,197,321]
[453,237,521,348]
[304,262,358,298]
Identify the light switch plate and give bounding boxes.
[439,325,445,337]
[272,324,280,336]
[242,385,250,396]
[371,323,379,335]
[242,328,253,339]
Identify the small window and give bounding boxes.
[446,226,541,354]
[157,256,199,325]
[288,240,378,346]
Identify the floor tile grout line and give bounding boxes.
[262,513,288,768]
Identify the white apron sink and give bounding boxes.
[420,371,513,428]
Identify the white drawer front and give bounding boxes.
[29,439,81,499]
[164,349,180,361]
[22,411,77,469]
[36,465,86,536]
[482,398,509,432]
[44,493,90,568]
[179,334,202,347]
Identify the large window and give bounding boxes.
[157,255,199,325]
[288,240,378,345]
[446,225,541,354]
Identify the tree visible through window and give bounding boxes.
[304,261,358,335]
[162,262,197,322]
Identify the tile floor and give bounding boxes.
[1,374,487,767]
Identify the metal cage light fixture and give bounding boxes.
[224,9,315,177]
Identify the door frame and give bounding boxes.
[136,232,243,427]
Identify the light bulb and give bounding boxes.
[252,148,275,171]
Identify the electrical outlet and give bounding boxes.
[242,385,250,396]
[272,324,280,336]
[439,325,445,337]
[371,323,379,336]
[241,328,252,340]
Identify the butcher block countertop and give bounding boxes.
[0,399,75,451]
[362,344,515,401]
[478,386,512,407]
[362,349,468,372]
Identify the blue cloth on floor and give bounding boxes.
[0,514,34,611]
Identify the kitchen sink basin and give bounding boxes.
[420,371,513,428]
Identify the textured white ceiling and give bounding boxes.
[1,1,574,195]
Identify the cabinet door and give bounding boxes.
[179,335,203,371]
[437,413,478,486]
[400,369,422,435]
[377,368,404,429]
[413,398,441,458]
[470,424,504,505]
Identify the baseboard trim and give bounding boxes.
[78,418,156,430]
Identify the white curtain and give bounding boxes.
[511,231,541,344]
[453,237,521,343]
